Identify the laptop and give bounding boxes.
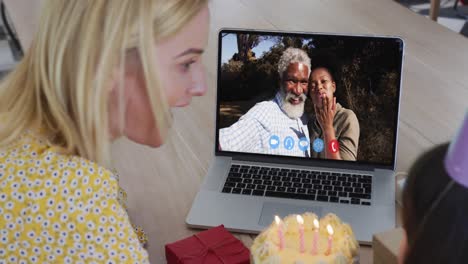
[187,29,404,244]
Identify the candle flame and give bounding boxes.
[275,215,281,225]
[296,215,304,224]
[313,218,320,229]
[327,224,334,235]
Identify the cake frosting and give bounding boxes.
[251,213,359,264]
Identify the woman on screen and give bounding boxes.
[307,59,360,161]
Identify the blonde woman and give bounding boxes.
[0,0,209,263]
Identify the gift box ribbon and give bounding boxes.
[177,232,248,263]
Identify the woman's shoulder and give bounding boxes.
[335,104,359,124]
[0,131,119,196]
[0,144,149,262]
[39,149,119,195]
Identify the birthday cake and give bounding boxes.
[251,213,359,264]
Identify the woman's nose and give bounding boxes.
[190,83,207,96]
[190,66,207,96]
[317,83,325,92]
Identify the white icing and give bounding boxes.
[252,213,359,264]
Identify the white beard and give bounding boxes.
[280,89,306,119]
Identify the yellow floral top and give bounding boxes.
[0,129,149,263]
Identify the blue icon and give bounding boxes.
[313,138,324,153]
[298,137,310,151]
[269,135,280,149]
[284,136,295,150]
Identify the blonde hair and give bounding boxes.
[0,0,208,166]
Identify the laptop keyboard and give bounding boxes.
[222,164,372,206]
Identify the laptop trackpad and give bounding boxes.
[258,202,323,226]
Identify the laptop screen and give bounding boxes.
[216,29,404,168]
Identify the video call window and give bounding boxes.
[217,30,403,166]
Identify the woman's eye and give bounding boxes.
[181,60,196,72]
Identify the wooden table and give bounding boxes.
[5,0,468,263]
[110,1,468,263]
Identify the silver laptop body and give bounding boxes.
[187,29,404,244]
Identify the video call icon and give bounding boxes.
[298,137,310,152]
[269,135,280,149]
[313,138,324,153]
[329,139,339,154]
[284,136,295,150]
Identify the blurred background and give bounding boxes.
[398,0,468,36]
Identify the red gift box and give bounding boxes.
[165,225,250,264]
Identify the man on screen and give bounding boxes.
[219,47,311,157]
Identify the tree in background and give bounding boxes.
[236,34,260,63]
[280,36,304,49]
[220,35,402,164]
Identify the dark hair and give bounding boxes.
[402,143,468,264]
[308,54,340,83]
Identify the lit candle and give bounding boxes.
[326,224,334,255]
[312,218,319,255]
[274,215,285,250]
[296,215,305,253]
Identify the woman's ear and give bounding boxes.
[107,67,125,140]
[108,60,134,140]
[108,68,121,93]
[398,230,408,264]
